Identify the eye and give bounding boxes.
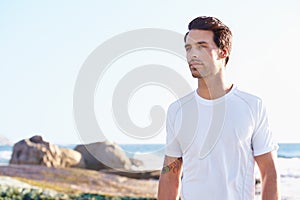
[185,46,191,52]
[198,44,207,49]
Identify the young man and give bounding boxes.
[158,16,280,200]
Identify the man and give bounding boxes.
[158,16,279,200]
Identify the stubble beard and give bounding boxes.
[192,73,203,79]
[190,68,204,79]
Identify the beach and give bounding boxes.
[277,158,300,199]
[0,144,300,199]
[0,164,158,199]
[1,159,300,199]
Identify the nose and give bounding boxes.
[187,47,198,60]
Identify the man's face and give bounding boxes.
[185,29,223,79]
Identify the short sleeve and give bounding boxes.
[252,101,278,156]
[165,104,183,157]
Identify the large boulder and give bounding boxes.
[9,135,85,168]
[75,141,132,171]
[60,148,85,168]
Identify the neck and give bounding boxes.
[197,75,233,100]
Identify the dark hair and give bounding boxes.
[184,16,232,65]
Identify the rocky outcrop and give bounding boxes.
[75,141,133,171]
[9,135,150,179]
[9,135,85,168]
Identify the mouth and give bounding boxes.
[189,63,200,68]
[189,61,203,67]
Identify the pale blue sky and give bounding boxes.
[1,0,300,144]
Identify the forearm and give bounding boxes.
[255,152,280,200]
[261,171,280,200]
[158,175,180,200]
[157,157,182,200]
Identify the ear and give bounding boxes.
[219,49,228,59]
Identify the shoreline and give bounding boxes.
[0,178,156,200]
[1,164,300,199]
[0,164,158,199]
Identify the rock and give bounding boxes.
[9,135,61,167]
[130,158,144,167]
[9,135,85,168]
[29,135,44,143]
[60,148,86,168]
[75,141,132,171]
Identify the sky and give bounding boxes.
[0,0,300,145]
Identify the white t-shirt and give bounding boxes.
[165,85,278,200]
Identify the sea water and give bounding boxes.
[0,145,13,165]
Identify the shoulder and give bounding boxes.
[170,90,196,108]
[234,88,262,103]
[233,88,263,105]
[232,87,265,114]
[167,90,196,115]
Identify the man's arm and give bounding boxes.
[157,156,182,200]
[255,151,280,200]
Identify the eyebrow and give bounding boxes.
[184,41,208,48]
